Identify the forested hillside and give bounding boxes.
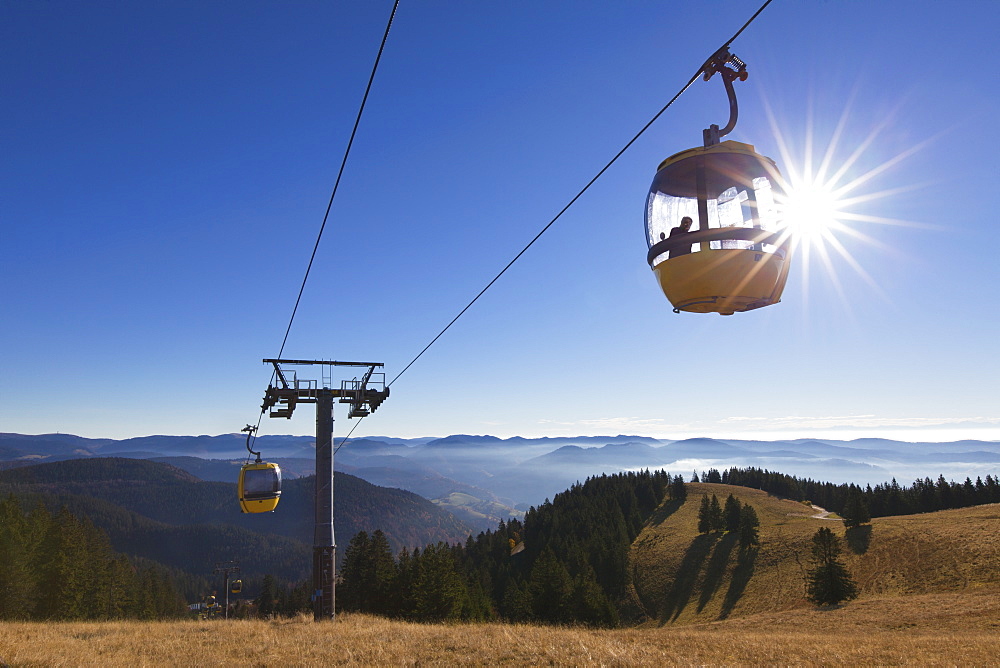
[0,496,188,620]
[337,470,677,626]
[0,458,471,549]
[0,458,473,600]
[699,467,1000,516]
[334,471,1000,628]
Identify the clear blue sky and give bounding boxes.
[3,1,998,443]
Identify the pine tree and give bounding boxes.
[337,531,370,612]
[670,474,687,502]
[806,527,858,606]
[709,494,724,532]
[338,530,397,615]
[501,578,532,622]
[256,574,279,618]
[527,547,573,623]
[367,529,397,615]
[0,495,35,619]
[738,504,760,549]
[412,543,466,621]
[723,494,742,532]
[106,556,136,619]
[393,547,418,619]
[841,486,871,528]
[568,564,618,627]
[697,494,712,534]
[36,507,90,619]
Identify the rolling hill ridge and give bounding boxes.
[629,482,1000,625]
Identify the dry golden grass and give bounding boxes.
[630,483,1000,625]
[4,490,997,666]
[2,591,999,667]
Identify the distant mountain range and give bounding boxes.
[2,432,998,517]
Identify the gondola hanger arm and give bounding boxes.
[701,47,748,146]
[241,424,261,463]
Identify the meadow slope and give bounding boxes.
[3,489,999,665]
[1,592,998,667]
[629,482,1000,625]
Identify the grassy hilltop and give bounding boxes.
[630,482,1000,625]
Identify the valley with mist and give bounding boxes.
[4,430,998,530]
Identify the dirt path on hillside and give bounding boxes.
[810,504,841,520]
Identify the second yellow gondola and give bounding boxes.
[238,461,282,513]
[238,424,281,513]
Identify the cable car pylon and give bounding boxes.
[213,561,240,620]
[257,358,389,621]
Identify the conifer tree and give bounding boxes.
[501,578,533,622]
[697,494,712,534]
[527,547,573,623]
[36,507,90,619]
[256,574,278,618]
[0,497,184,621]
[841,485,871,528]
[367,529,397,615]
[670,474,687,502]
[340,469,669,627]
[723,494,742,532]
[569,563,618,627]
[337,531,370,613]
[806,527,858,606]
[413,543,467,621]
[393,547,418,619]
[709,494,724,532]
[0,495,35,618]
[738,504,760,549]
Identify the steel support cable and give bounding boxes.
[387,0,774,389]
[318,0,775,455]
[250,0,400,450]
[334,416,365,454]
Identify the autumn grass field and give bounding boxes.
[2,590,999,666]
[629,483,1000,625]
[3,489,998,666]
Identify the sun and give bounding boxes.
[761,94,929,306]
[779,178,843,245]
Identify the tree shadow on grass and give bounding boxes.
[718,545,757,620]
[697,532,737,612]
[845,525,872,554]
[659,533,716,623]
[647,497,685,527]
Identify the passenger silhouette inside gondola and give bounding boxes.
[668,216,693,258]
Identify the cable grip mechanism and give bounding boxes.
[701,47,749,146]
[242,424,261,463]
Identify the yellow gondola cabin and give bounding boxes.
[644,48,792,315]
[644,140,791,315]
[238,461,282,513]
